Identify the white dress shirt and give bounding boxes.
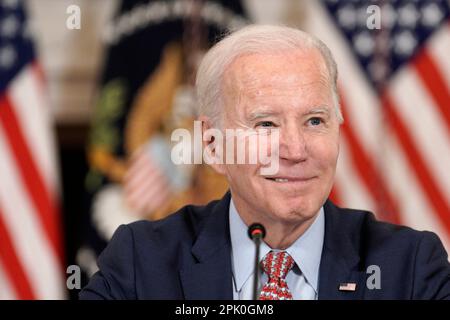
[229,197,325,300]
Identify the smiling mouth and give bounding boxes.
[264,177,316,183]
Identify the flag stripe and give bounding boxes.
[0,209,35,299]
[413,50,450,135]
[0,125,65,299]
[335,139,377,212]
[127,173,171,212]
[0,1,64,299]
[382,131,450,253]
[382,95,450,234]
[329,184,343,205]
[340,95,401,224]
[0,258,17,299]
[9,65,60,197]
[124,160,160,193]
[389,67,450,195]
[427,23,450,90]
[125,169,162,203]
[125,149,157,177]
[0,95,63,264]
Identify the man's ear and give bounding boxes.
[198,116,227,175]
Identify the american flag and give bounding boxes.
[304,0,450,253]
[0,0,65,299]
[339,282,357,291]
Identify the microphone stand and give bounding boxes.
[248,223,266,300]
[252,236,261,300]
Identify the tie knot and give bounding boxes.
[261,251,295,280]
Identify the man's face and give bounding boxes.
[215,48,340,225]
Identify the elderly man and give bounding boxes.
[80,25,450,300]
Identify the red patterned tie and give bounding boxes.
[259,251,295,300]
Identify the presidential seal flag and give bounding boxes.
[0,0,65,299]
[78,0,248,279]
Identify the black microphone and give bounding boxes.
[248,223,266,300]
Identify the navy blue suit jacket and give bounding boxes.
[79,192,450,299]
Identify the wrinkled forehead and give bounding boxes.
[222,48,331,101]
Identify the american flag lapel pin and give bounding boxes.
[339,282,357,292]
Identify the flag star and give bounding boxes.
[1,15,20,37]
[393,30,418,57]
[421,2,444,27]
[398,3,420,28]
[353,31,375,57]
[337,4,357,30]
[381,4,397,29]
[1,0,19,9]
[0,45,17,69]
[357,5,371,27]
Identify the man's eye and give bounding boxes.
[256,121,275,127]
[308,117,323,126]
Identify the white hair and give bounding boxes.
[195,24,343,126]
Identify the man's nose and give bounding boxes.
[278,124,308,163]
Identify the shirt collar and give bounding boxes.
[229,196,325,294]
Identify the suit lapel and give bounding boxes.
[180,192,234,299]
[179,196,368,299]
[318,200,366,300]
